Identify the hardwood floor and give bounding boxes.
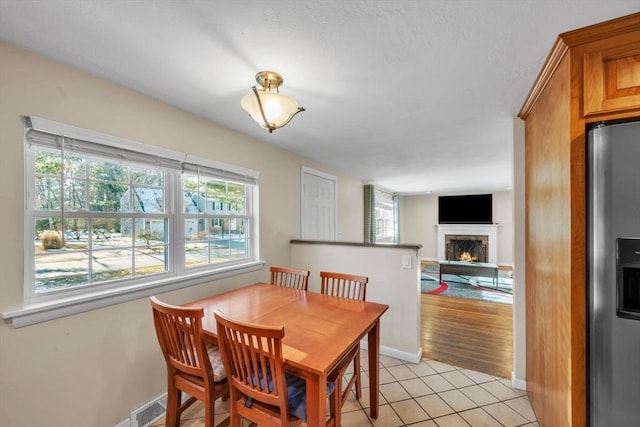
[421,293,513,379]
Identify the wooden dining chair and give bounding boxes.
[269,266,310,291]
[150,297,229,427]
[214,310,337,427]
[319,271,368,424]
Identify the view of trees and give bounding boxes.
[32,150,250,292]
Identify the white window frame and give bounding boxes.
[374,188,395,243]
[2,117,263,327]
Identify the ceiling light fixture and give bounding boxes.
[240,71,305,133]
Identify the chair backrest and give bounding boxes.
[150,296,214,383]
[320,271,368,301]
[269,266,310,290]
[214,310,291,424]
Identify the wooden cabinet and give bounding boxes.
[518,12,640,427]
[583,38,640,116]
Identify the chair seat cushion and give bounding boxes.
[248,370,335,421]
[206,343,227,382]
[285,373,336,421]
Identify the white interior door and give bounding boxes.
[301,167,336,240]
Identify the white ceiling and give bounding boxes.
[1,1,638,195]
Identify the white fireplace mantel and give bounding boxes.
[437,224,498,263]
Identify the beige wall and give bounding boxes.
[0,41,363,426]
[292,243,423,361]
[399,191,514,265]
[399,194,439,255]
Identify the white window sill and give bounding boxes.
[2,261,264,328]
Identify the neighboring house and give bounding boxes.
[119,188,229,238]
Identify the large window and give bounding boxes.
[24,117,259,305]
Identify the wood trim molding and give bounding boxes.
[518,37,569,119]
[560,12,640,47]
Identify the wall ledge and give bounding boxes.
[291,239,422,251]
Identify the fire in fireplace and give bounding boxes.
[445,234,488,263]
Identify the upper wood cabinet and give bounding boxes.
[583,37,640,116]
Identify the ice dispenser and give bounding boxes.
[617,238,640,320]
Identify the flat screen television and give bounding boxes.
[438,194,493,224]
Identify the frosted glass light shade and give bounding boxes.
[241,90,304,132]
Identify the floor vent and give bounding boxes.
[129,393,192,427]
[129,395,166,427]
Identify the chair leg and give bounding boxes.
[207,389,231,427]
[165,386,180,427]
[229,391,242,427]
[354,349,362,399]
[330,382,341,427]
[204,396,215,427]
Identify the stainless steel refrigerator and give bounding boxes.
[588,120,640,426]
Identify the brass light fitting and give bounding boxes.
[240,71,305,133]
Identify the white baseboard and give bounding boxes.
[381,345,423,364]
[360,342,423,364]
[511,371,527,390]
[114,419,130,427]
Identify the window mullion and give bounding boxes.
[24,147,37,302]
[169,171,183,275]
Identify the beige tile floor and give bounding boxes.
[151,350,538,427]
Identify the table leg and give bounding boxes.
[367,319,381,419]
[304,372,323,427]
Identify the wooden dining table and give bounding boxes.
[183,282,389,427]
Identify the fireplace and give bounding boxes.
[445,234,488,262]
[437,224,498,263]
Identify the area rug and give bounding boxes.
[421,265,513,304]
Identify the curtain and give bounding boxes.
[364,184,376,244]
